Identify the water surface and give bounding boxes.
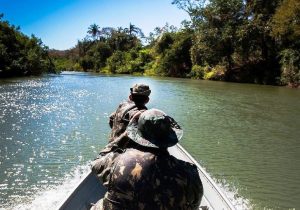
[0,72,299,209]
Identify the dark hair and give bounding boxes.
[131,94,149,106]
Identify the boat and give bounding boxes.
[58,144,236,210]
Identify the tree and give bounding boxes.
[87,24,100,40]
[92,42,112,69]
[184,0,245,70]
[154,31,193,77]
[271,0,300,43]
[99,27,114,41]
[125,23,144,38]
[279,49,300,87]
[271,0,300,86]
[155,32,174,54]
[0,15,54,77]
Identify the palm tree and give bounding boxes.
[87,23,100,40]
[125,23,144,37]
[117,27,124,33]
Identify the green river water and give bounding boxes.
[0,72,299,209]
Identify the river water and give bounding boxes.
[0,72,299,210]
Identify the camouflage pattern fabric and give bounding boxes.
[91,146,203,210]
[130,83,151,96]
[109,100,147,142]
[127,108,183,148]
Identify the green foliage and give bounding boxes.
[106,48,154,74]
[269,0,300,86]
[154,31,193,77]
[79,55,94,71]
[49,47,81,71]
[271,0,300,41]
[128,49,154,73]
[52,58,75,71]
[189,65,206,79]
[189,64,226,81]
[91,42,112,69]
[155,33,174,54]
[203,65,226,80]
[190,0,244,69]
[172,0,289,85]
[68,23,145,73]
[0,16,55,77]
[46,1,299,87]
[279,49,300,87]
[87,24,100,40]
[107,51,127,73]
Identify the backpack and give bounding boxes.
[110,101,145,141]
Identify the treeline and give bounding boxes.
[0,14,55,77]
[2,1,298,87]
[50,22,193,77]
[52,0,300,87]
[176,0,300,87]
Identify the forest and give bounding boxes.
[1,0,300,87]
[0,14,55,77]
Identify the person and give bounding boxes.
[91,108,203,210]
[108,83,151,142]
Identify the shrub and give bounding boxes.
[203,65,226,80]
[189,65,207,79]
[279,49,300,87]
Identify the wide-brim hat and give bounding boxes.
[127,109,183,148]
[130,83,151,96]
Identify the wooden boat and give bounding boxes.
[58,144,236,210]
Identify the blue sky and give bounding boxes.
[0,0,189,50]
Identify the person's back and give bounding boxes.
[102,147,202,210]
[109,100,145,141]
[92,109,203,210]
[109,84,151,142]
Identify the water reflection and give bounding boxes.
[0,73,300,209]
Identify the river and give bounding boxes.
[0,72,299,210]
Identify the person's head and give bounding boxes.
[126,108,183,149]
[129,84,151,106]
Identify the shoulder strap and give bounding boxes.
[120,103,137,122]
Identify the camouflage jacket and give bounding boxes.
[109,100,147,142]
[91,142,203,210]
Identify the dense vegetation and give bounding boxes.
[1,0,299,87]
[176,0,300,87]
[0,14,55,77]
[51,0,300,87]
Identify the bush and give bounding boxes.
[107,51,128,73]
[203,65,226,80]
[279,49,300,87]
[79,55,95,71]
[189,65,207,79]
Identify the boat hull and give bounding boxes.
[58,172,105,210]
[58,144,236,210]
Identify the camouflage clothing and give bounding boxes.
[91,145,203,210]
[109,100,147,142]
[92,108,203,210]
[130,84,151,96]
[109,83,151,142]
[127,108,183,148]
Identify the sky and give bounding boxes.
[0,0,189,50]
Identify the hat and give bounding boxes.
[130,84,151,96]
[127,109,183,148]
